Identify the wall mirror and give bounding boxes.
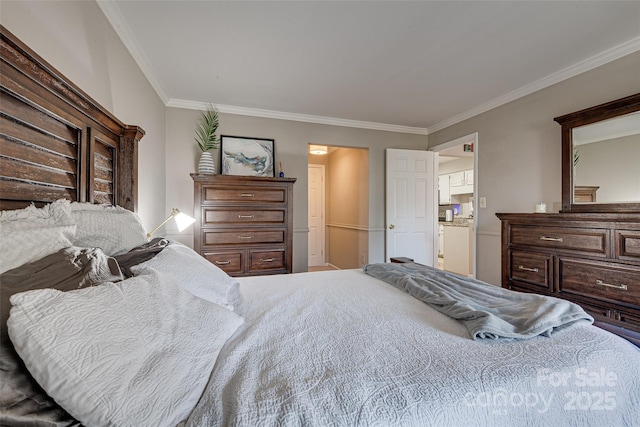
[554,93,640,213]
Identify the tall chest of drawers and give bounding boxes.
[496,213,640,332]
[192,174,296,277]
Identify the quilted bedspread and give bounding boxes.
[186,269,640,427]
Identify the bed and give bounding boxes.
[1,25,639,427]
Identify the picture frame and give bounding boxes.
[220,135,275,177]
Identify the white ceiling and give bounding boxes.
[99,1,640,134]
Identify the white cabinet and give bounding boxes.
[464,169,473,186]
[442,225,471,276]
[449,169,474,195]
[438,175,451,205]
[449,171,465,188]
[440,169,474,201]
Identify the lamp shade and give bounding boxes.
[174,211,196,232]
[309,144,328,155]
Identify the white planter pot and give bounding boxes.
[198,151,216,174]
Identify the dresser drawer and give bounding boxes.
[249,250,286,273]
[558,257,640,307]
[202,251,243,275]
[203,229,285,246]
[615,307,640,329]
[203,186,286,204]
[203,208,285,225]
[616,230,640,262]
[509,250,552,292]
[510,225,608,255]
[577,299,640,329]
[576,298,615,321]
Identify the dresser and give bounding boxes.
[192,174,296,277]
[574,186,599,203]
[496,213,640,333]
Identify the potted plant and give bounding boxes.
[195,104,220,174]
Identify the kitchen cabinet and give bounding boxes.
[464,169,474,186]
[450,169,474,195]
[449,171,465,187]
[442,224,472,276]
[439,175,451,205]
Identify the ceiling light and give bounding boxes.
[309,144,328,155]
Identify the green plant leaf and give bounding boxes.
[195,105,220,151]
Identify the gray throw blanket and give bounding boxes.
[364,262,593,340]
[114,237,169,277]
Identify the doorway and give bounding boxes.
[432,133,478,277]
[308,145,369,270]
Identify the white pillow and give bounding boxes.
[131,241,240,309]
[0,200,75,274]
[8,270,243,427]
[69,202,148,256]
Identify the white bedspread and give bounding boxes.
[186,269,640,427]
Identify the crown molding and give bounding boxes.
[166,99,430,135]
[97,0,169,104]
[99,2,638,137]
[428,36,640,134]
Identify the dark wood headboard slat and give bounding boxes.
[1,156,76,189]
[0,115,78,161]
[0,60,86,134]
[0,25,144,211]
[1,31,122,137]
[0,138,77,175]
[0,91,81,145]
[0,180,76,207]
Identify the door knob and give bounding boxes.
[389,224,395,229]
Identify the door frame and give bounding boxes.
[432,132,478,277]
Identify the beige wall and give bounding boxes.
[429,51,640,285]
[326,148,369,269]
[166,108,426,272]
[1,0,167,232]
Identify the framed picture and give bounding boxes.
[220,135,275,177]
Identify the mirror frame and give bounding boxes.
[554,93,640,213]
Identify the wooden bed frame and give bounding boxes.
[0,25,143,211]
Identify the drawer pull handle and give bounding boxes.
[260,258,275,262]
[215,260,231,265]
[238,215,255,219]
[595,279,628,291]
[539,236,563,242]
[517,265,539,273]
[238,235,254,240]
[239,193,254,198]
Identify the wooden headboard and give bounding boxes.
[0,25,144,211]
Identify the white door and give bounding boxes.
[308,164,325,267]
[385,149,438,266]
